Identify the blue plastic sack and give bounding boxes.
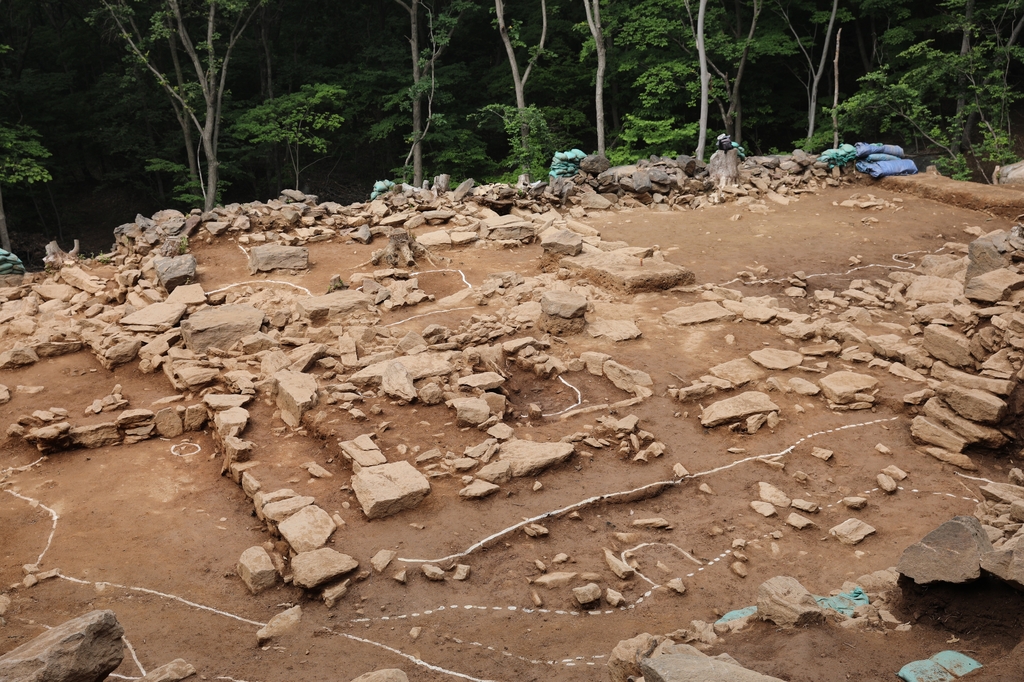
[855,142,905,159]
[897,651,982,682]
[865,153,901,163]
[856,158,919,178]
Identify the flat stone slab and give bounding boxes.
[709,358,765,386]
[541,290,588,318]
[560,251,695,293]
[291,548,358,589]
[904,275,964,303]
[749,348,803,370]
[297,290,375,324]
[120,302,187,332]
[181,304,264,352]
[819,371,878,404]
[700,392,780,427]
[350,352,454,386]
[498,439,575,477]
[587,318,642,341]
[662,302,736,326]
[352,461,431,519]
[248,244,309,273]
[277,504,336,553]
[898,515,993,584]
[458,372,506,391]
[829,518,876,545]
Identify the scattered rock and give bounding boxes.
[352,461,432,519]
[897,516,993,584]
[756,576,823,627]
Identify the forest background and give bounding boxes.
[0,0,1021,258]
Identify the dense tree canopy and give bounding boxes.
[0,0,1020,255]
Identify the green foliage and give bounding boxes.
[476,104,557,180]
[178,235,189,254]
[232,84,346,187]
[0,125,52,186]
[145,158,206,207]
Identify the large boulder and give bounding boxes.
[352,461,431,519]
[154,255,197,292]
[0,609,124,682]
[897,515,993,584]
[818,371,877,404]
[756,576,824,627]
[181,304,264,352]
[981,545,1024,589]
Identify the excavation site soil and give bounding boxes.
[3,182,1023,682]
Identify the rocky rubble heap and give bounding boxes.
[666,225,1024,471]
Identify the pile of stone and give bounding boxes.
[578,148,850,214]
[662,226,1023,462]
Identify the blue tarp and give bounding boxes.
[897,651,982,682]
[865,153,901,163]
[814,587,869,617]
[713,588,869,625]
[856,158,919,178]
[855,142,905,159]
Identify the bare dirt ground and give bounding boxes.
[2,183,1022,682]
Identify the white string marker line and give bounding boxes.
[410,268,473,289]
[4,489,59,566]
[170,442,201,457]
[329,630,496,682]
[384,306,476,327]
[122,636,146,677]
[396,416,901,565]
[108,674,139,680]
[1,456,45,478]
[541,376,582,417]
[206,280,313,296]
[56,573,267,628]
[718,247,944,288]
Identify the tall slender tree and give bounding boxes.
[495,0,548,177]
[582,0,607,156]
[98,0,262,211]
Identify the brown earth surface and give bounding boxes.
[1,182,1021,682]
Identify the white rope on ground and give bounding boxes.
[170,442,201,457]
[56,573,267,627]
[718,248,943,288]
[541,376,583,417]
[122,636,146,677]
[206,280,312,296]
[384,306,476,327]
[328,629,496,682]
[4,489,59,566]
[396,416,901,565]
[410,268,473,289]
[1,456,45,478]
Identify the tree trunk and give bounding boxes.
[832,28,842,149]
[954,0,975,153]
[0,184,9,253]
[583,0,606,156]
[806,0,839,141]
[168,33,199,184]
[496,0,547,177]
[695,0,710,161]
[410,0,423,187]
